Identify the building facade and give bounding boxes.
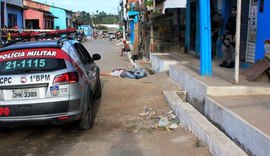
[23,0,54,29]
[6,0,24,29]
[49,6,76,29]
[184,0,270,66]
[1,0,24,29]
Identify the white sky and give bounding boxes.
[33,0,121,14]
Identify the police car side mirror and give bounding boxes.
[92,54,101,61]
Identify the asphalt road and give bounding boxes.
[0,39,211,156]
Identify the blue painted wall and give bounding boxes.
[256,0,270,61]
[79,25,93,36]
[50,7,67,29]
[127,11,139,45]
[6,6,23,29]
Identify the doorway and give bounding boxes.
[190,2,196,51]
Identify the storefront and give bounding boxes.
[185,0,251,60]
[149,0,186,52]
[219,0,270,64]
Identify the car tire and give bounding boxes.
[79,92,94,130]
[93,78,102,99]
[0,127,10,133]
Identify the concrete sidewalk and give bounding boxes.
[146,52,270,156]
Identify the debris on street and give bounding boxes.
[122,106,180,133]
[158,117,169,128]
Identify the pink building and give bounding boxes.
[23,0,55,29]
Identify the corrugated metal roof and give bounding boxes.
[6,0,23,7]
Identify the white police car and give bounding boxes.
[0,39,101,130]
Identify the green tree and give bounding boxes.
[78,11,92,25]
[94,12,118,24]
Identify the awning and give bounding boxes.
[44,12,58,18]
[163,0,186,13]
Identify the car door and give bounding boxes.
[74,43,97,91]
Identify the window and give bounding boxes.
[8,14,17,28]
[45,20,49,29]
[74,43,93,64]
[50,21,54,29]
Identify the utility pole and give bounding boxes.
[235,0,242,85]
[122,0,126,40]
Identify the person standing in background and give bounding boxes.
[219,6,236,68]
[211,10,222,58]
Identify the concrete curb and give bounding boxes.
[134,60,151,76]
[163,91,247,156]
[205,96,270,156]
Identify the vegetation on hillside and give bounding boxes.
[77,11,118,26]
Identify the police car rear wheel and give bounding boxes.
[79,93,93,130]
[93,78,102,99]
[0,127,10,133]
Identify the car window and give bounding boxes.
[0,48,66,75]
[74,43,93,64]
[78,44,93,63]
[73,44,85,63]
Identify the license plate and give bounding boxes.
[12,89,38,99]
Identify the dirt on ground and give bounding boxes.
[68,40,211,156]
[67,71,211,156]
[0,40,211,156]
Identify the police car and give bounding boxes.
[0,39,101,130]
